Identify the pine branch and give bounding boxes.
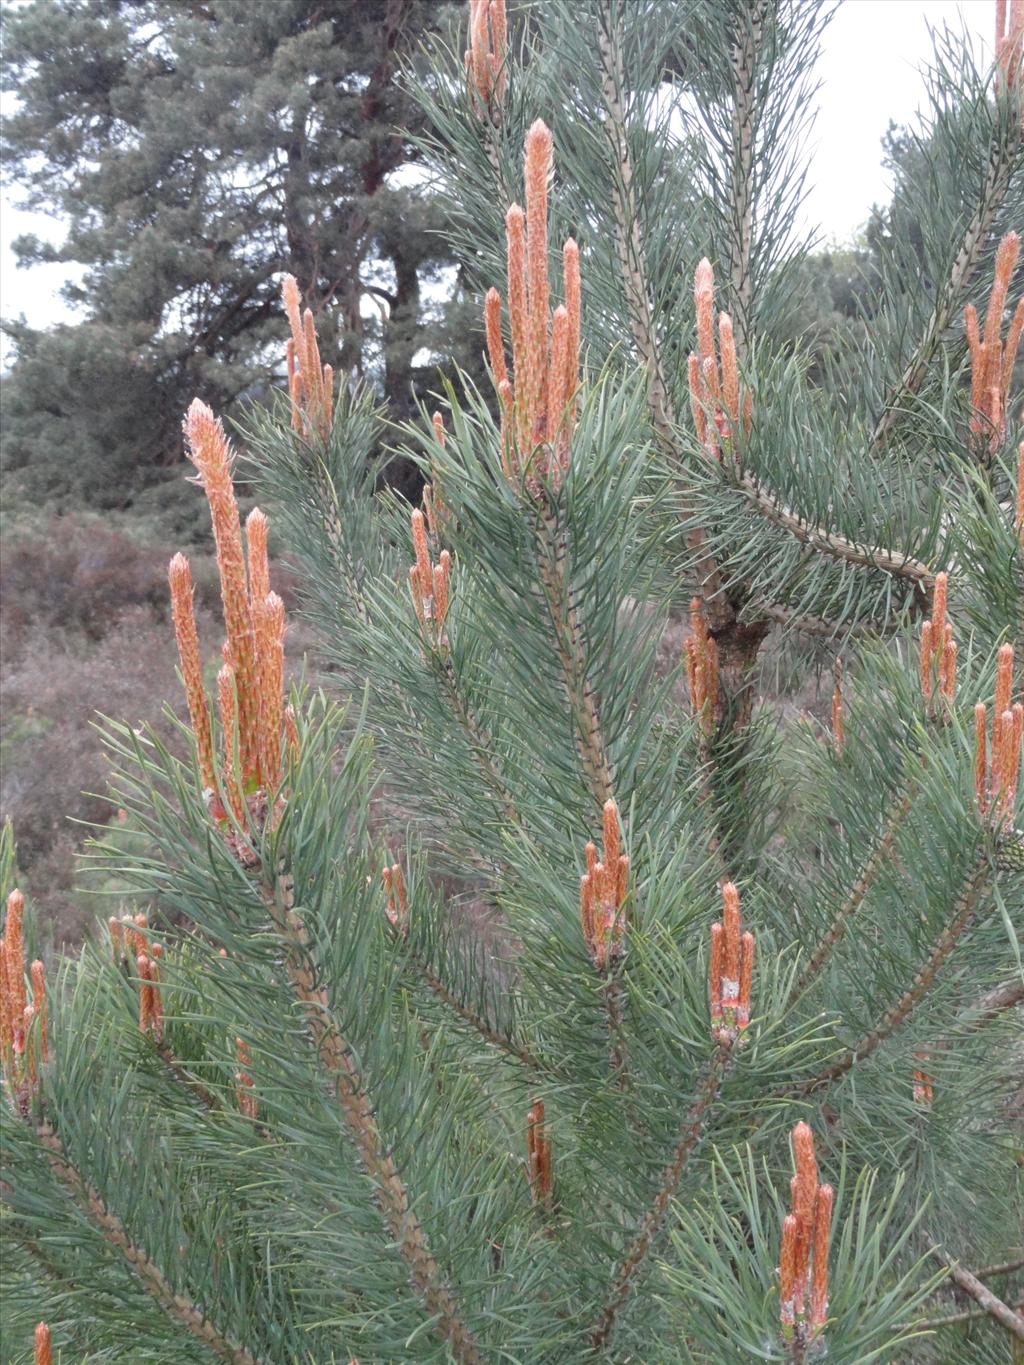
[595,0,730,625]
[155,1041,222,1111]
[534,511,614,808]
[787,790,914,1006]
[405,943,541,1069]
[604,971,629,1084]
[902,1299,1024,1331]
[736,468,935,596]
[871,112,1022,449]
[35,1121,261,1365]
[977,1258,1024,1279]
[792,855,992,1098]
[590,1039,733,1352]
[925,1239,1024,1342]
[726,0,767,361]
[264,864,482,1365]
[436,653,523,832]
[962,977,1024,1027]
[762,604,875,638]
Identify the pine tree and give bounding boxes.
[1,0,466,505]
[2,1,1024,1361]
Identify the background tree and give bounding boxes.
[0,0,468,506]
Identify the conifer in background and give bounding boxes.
[2,1,1024,1361]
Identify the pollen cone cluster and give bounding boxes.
[579,800,629,970]
[974,642,1022,822]
[110,912,164,1040]
[684,597,720,738]
[0,889,48,1104]
[408,509,452,650]
[965,230,1023,458]
[423,411,451,543]
[918,571,957,708]
[526,1098,552,1205]
[173,402,293,851]
[779,1123,833,1344]
[688,258,752,461]
[486,120,581,487]
[282,274,334,441]
[708,882,754,1040]
[465,0,507,110]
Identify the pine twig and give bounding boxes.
[406,944,541,1070]
[736,469,935,598]
[926,1239,1024,1342]
[792,856,991,1098]
[534,512,615,809]
[35,1121,261,1365]
[595,1,731,625]
[903,1299,1024,1331]
[438,653,524,831]
[155,1042,222,1111]
[726,0,766,361]
[787,791,914,1006]
[265,866,482,1365]
[961,977,1024,1028]
[590,1040,733,1351]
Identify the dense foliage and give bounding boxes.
[2,1,1022,1362]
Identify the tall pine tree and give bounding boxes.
[1,0,465,504]
[2,1,1023,1361]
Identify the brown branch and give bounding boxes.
[737,470,934,594]
[155,1042,221,1111]
[903,1299,1024,1331]
[762,603,876,639]
[591,1040,733,1351]
[871,115,1021,449]
[787,791,914,1006]
[792,857,991,1098]
[264,866,482,1364]
[35,1122,261,1365]
[926,1239,1024,1341]
[960,978,1024,1028]
[976,1258,1024,1279]
[406,944,540,1069]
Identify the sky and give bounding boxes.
[0,0,995,334]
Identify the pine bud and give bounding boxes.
[912,1049,933,1105]
[169,553,216,793]
[383,863,408,933]
[30,960,47,1063]
[709,922,724,1023]
[737,932,754,1030]
[779,1214,799,1333]
[34,1323,52,1365]
[810,1183,833,1331]
[526,1098,552,1204]
[831,657,844,752]
[235,1037,258,1119]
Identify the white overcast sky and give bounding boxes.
[0,0,994,333]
